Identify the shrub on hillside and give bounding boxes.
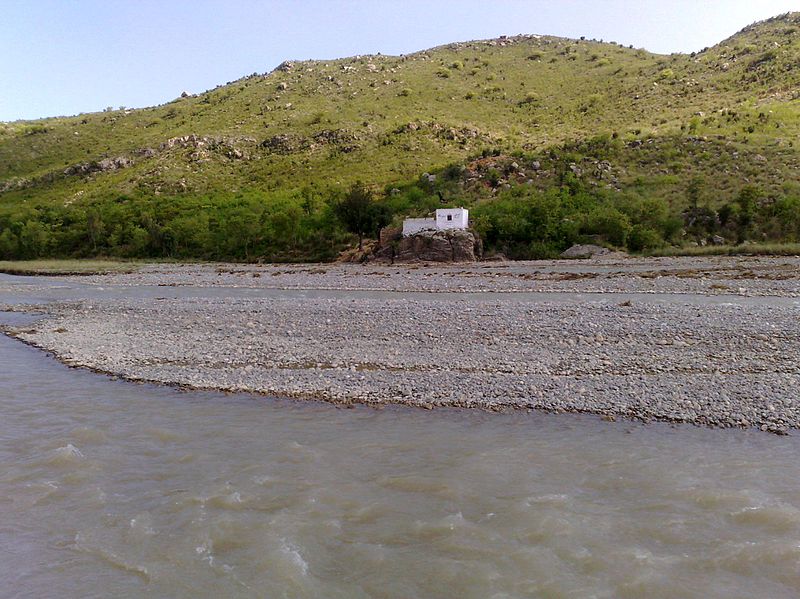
[659,68,676,80]
[581,206,631,247]
[626,225,664,252]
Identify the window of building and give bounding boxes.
[447,215,453,221]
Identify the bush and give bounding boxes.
[749,49,778,70]
[659,68,676,80]
[526,241,561,259]
[581,206,631,247]
[626,225,664,252]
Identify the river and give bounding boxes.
[2,276,800,598]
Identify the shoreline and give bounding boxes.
[1,328,768,433]
[2,256,799,434]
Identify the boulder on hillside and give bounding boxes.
[560,244,611,259]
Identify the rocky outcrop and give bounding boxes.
[160,134,210,150]
[0,177,31,193]
[376,228,482,263]
[260,134,306,154]
[63,156,132,177]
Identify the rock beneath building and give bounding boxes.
[376,229,482,263]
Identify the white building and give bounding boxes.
[402,208,469,237]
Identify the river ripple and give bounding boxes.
[2,314,800,598]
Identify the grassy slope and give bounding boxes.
[0,12,798,254]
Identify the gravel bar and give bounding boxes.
[5,256,800,433]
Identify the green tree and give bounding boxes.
[333,184,392,249]
[735,185,761,242]
[18,220,51,258]
[581,205,631,247]
[687,176,704,217]
[626,225,664,252]
[0,228,18,259]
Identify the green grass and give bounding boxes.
[0,259,140,275]
[1,13,798,202]
[648,243,800,257]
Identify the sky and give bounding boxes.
[2,0,798,121]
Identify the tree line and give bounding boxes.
[1,178,798,262]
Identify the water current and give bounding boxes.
[2,278,800,598]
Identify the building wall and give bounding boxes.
[435,208,469,230]
[402,218,437,236]
[402,208,469,236]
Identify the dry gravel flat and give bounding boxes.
[5,256,800,433]
[70,255,800,296]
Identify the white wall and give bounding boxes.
[435,208,469,230]
[402,209,469,236]
[403,218,436,236]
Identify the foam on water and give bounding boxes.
[47,444,84,465]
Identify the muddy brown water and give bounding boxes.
[2,279,800,598]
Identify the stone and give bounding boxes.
[711,235,726,246]
[380,229,482,263]
[560,244,611,259]
[97,157,132,171]
[64,156,133,176]
[260,134,306,154]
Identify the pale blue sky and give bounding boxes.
[2,0,798,121]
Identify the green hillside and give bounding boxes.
[1,12,799,260]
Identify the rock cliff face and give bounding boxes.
[375,228,482,263]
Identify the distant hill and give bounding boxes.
[1,12,798,261]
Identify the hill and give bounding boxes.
[1,12,799,260]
